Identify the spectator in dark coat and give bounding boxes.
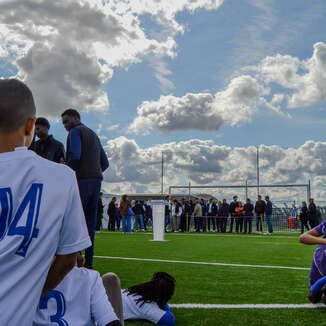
[219,199,229,233]
[265,196,273,235]
[229,196,238,233]
[133,200,145,231]
[206,198,217,232]
[96,192,104,231]
[107,197,117,231]
[308,198,318,228]
[300,201,310,234]
[188,200,195,232]
[255,195,266,233]
[144,201,152,231]
[243,198,254,234]
[201,199,207,232]
[34,117,65,163]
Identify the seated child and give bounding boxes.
[300,221,326,304]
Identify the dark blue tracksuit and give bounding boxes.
[67,123,109,267]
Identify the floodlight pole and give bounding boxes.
[257,146,260,197]
[161,151,164,195]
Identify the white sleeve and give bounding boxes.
[138,301,166,324]
[91,272,119,326]
[56,173,91,255]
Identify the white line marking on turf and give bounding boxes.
[169,304,324,309]
[94,256,309,271]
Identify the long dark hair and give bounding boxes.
[127,272,175,308]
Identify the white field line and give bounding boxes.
[94,256,309,271]
[169,303,324,309]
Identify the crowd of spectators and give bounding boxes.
[95,194,322,236]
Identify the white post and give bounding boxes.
[150,200,167,241]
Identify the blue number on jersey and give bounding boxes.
[0,188,13,241]
[0,183,43,257]
[40,290,69,326]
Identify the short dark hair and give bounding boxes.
[0,79,36,132]
[35,117,50,129]
[265,196,269,200]
[61,108,80,120]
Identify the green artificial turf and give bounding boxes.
[93,232,326,326]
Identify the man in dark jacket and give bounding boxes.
[133,200,145,231]
[33,117,65,163]
[206,198,217,232]
[144,201,152,231]
[255,195,266,233]
[62,108,109,268]
[96,192,104,231]
[265,196,273,235]
[308,198,318,228]
[229,196,238,233]
[107,197,117,231]
[201,199,207,232]
[181,199,190,232]
[219,199,229,233]
[243,198,254,234]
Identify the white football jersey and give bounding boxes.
[34,267,118,326]
[0,147,91,326]
[122,290,165,324]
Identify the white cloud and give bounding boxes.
[103,137,325,201]
[254,42,326,109]
[129,75,268,133]
[0,0,224,118]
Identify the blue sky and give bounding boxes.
[1,0,326,198]
[69,0,326,149]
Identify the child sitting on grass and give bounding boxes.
[300,221,326,304]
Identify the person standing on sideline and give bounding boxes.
[115,203,122,231]
[33,117,65,163]
[207,198,217,232]
[120,195,131,234]
[219,199,229,233]
[164,195,171,232]
[308,198,318,228]
[193,200,203,232]
[255,195,266,234]
[61,108,109,268]
[172,200,182,232]
[0,79,91,325]
[300,201,310,234]
[229,196,238,233]
[144,201,152,231]
[201,199,207,232]
[235,201,244,233]
[243,198,254,234]
[96,192,104,232]
[108,197,117,231]
[265,196,273,235]
[133,200,145,232]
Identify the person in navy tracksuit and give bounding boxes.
[62,108,109,268]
